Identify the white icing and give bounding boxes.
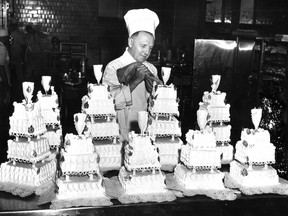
[87,83,110,100]
[180,144,222,169]
[217,144,234,164]
[56,176,105,200]
[202,91,226,106]
[174,164,225,190]
[42,129,62,148]
[185,129,216,149]
[124,133,161,171]
[240,128,271,146]
[86,120,119,139]
[7,137,51,163]
[154,84,177,99]
[206,104,230,122]
[81,95,116,116]
[64,134,94,155]
[0,160,56,187]
[147,116,181,137]
[118,167,166,194]
[234,140,275,165]
[61,153,100,175]
[149,98,179,116]
[207,124,231,143]
[94,141,122,170]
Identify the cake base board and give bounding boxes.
[224,173,288,196]
[50,196,113,209]
[105,176,176,204]
[0,181,37,197]
[165,173,237,201]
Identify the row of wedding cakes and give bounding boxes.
[228,108,280,188]
[51,112,111,208]
[147,67,182,170]
[81,65,122,171]
[200,75,233,164]
[118,111,176,202]
[0,81,57,197]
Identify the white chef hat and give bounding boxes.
[0,28,8,37]
[124,8,159,38]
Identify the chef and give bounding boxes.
[103,8,162,141]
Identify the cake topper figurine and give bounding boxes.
[22,81,34,104]
[211,75,221,93]
[161,67,171,85]
[41,75,51,95]
[251,108,262,130]
[74,113,87,136]
[93,64,103,84]
[197,106,209,132]
[138,111,148,136]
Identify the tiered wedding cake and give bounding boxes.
[0,82,56,197]
[201,75,233,164]
[147,67,182,170]
[229,108,279,187]
[37,76,62,149]
[51,113,111,208]
[174,106,225,191]
[82,65,122,171]
[118,111,175,203]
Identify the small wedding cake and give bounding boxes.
[147,67,182,170]
[229,108,279,187]
[174,107,226,191]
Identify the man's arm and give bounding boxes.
[103,64,132,110]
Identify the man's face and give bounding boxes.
[128,31,154,63]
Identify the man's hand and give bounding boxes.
[145,70,163,94]
[129,64,149,91]
[116,62,140,85]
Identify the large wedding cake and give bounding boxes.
[0,82,56,197]
[174,106,226,191]
[147,67,182,170]
[118,111,175,203]
[200,75,233,164]
[81,68,121,171]
[229,108,279,187]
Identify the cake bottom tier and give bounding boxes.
[174,164,225,190]
[155,137,182,167]
[229,160,279,187]
[217,144,234,164]
[118,166,166,194]
[56,175,105,200]
[94,140,122,171]
[0,159,56,187]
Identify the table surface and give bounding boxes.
[1,187,288,216]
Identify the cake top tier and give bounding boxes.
[87,83,111,100]
[241,128,271,146]
[202,91,227,106]
[154,84,177,99]
[185,129,217,149]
